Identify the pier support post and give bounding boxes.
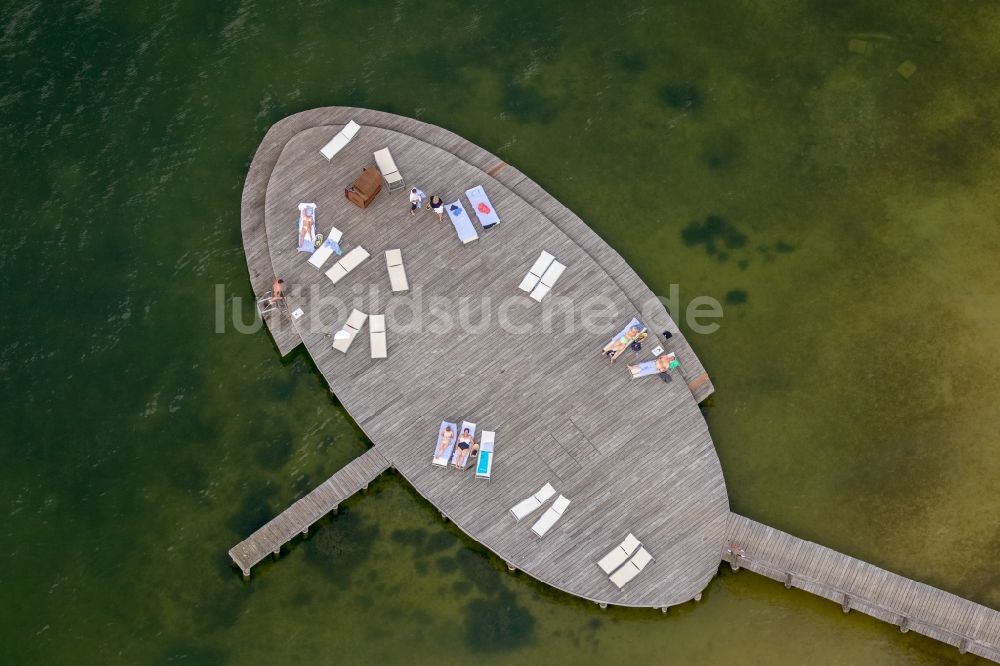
[694,593,702,602]
[959,639,969,655]
[332,505,338,515]
[660,607,668,614]
[841,594,851,614]
[506,561,516,572]
[242,569,250,579]
[598,602,607,609]
[440,511,448,522]
[301,527,309,537]
[272,549,280,560]
[899,617,910,633]
[784,573,793,589]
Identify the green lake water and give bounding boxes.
[1,1,998,663]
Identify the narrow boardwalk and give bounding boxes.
[726,513,1000,661]
[228,448,390,576]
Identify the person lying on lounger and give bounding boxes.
[603,326,645,360]
[435,426,454,458]
[298,206,316,247]
[453,428,473,467]
[627,353,679,379]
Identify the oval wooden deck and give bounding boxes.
[240,107,729,607]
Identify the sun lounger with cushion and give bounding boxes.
[320,120,360,160]
[598,533,641,575]
[531,495,570,537]
[603,317,648,362]
[628,352,679,379]
[369,314,386,359]
[385,249,409,292]
[452,421,477,470]
[518,251,555,292]
[509,483,556,521]
[529,260,566,302]
[332,309,368,353]
[446,201,478,245]
[325,246,370,285]
[373,147,405,193]
[475,431,495,480]
[609,547,654,589]
[465,185,500,228]
[432,421,459,466]
[308,227,344,269]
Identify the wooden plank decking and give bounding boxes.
[725,513,1000,661]
[235,107,728,607]
[228,447,390,575]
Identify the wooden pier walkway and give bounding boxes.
[228,448,390,576]
[725,513,1000,661]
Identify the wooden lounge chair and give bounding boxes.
[510,483,556,521]
[530,260,566,302]
[373,147,405,193]
[385,249,409,292]
[598,533,641,575]
[518,251,555,292]
[475,431,495,480]
[320,120,360,160]
[325,246,370,285]
[332,309,368,353]
[369,314,386,359]
[609,547,654,589]
[531,495,570,537]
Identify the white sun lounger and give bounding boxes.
[475,431,495,480]
[432,421,459,466]
[325,246,370,285]
[308,227,345,269]
[531,495,570,537]
[609,547,654,589]
[518,251,555,292]
[452,421,477,470]
[510,483,556,521]
[373,147,405,193]
[332,309,368,353]
[320,120,360,160]
[446,201,478,244]
[530,260,566,302]
[598,533,641,575]
[369,314,386,359]
[465,185,500,228]
[385,249,409,292]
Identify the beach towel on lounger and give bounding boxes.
[628,352,679,379]
[308,231,344,269]
[297,203,318,253]
[475,431,495,479]
[446,201,478,245]
[602,317,647,362]
[432,421,459,467]
[465,186,500,228]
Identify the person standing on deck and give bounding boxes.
[409,187,425,217]
[267,279,284,306]
[428,194,444,222]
